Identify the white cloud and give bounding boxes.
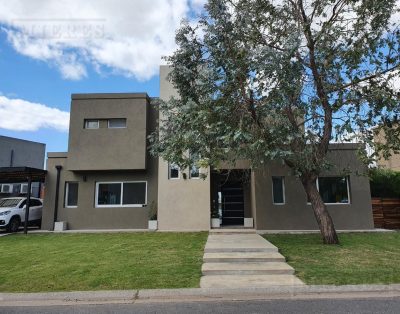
[0,95,69,132]
[0,0,203,81]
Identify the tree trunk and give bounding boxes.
[301,177,339,245]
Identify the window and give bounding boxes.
[84,119,99,129]
[189,152,200,179]
[108,118,127,128]
[30,199,42,207]
[65,182,79,208]
[272,176,285,204]
[318,177,350,204]
[95,182,147,207]
[20,184,28,194]
[168,163,180,179]
[1,184,13,193]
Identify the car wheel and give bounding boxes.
[7,217,20,233]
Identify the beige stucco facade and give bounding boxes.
[374,126,400,171]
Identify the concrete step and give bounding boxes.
[209,229,256,234]
[203,252,286,263]
[204,234,278,253]
[200,274,304,288]
[202,262,294,275]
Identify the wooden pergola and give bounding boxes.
[0,167,47,234]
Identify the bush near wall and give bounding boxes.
[370,168,400,198]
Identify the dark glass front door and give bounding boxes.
[221,182,244,225]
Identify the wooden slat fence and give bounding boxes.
[372,198,400,229]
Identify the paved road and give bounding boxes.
[1,297,400,314]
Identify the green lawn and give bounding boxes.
[265,232,400,285]
[0,232,207,292]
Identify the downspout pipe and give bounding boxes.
[53,165,62,230]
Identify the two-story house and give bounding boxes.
[41,66,374,231]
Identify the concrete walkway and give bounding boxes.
[200,230,304,288]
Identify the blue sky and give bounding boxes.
[0,0,204,154]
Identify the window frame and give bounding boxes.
[272,176,286,205]
[308,176,351,205]
[1,184,13,193]
[168,163,180,180]
[107,118,127,129]
[189,152,200,179]
[95,181,147,208]
[84,119,99,129]
[65,182,79,208]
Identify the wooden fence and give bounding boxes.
[372,198,400,229]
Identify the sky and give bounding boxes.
[0,0,206,153]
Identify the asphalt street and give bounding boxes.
[1,297,400,314]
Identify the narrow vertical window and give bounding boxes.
[65,182,79,208]
[272,176,285,204]
[168,162,180,179]
[189,152,200,179]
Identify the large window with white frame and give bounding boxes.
[317,176,350,204]
[272,176,285,204]
[95,181,147,207]
[65,182,79,208]
[168,163,180,179]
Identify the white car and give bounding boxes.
[0,197,43,233]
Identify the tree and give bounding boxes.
[150,0,400,244]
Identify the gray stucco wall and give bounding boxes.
[67,93,149,171]
[41,97,158,230]
[0,136,45,169]
[253,144,374,230]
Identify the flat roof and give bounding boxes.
[0,135,45,146]
[0,167,47,183]
[71,93,150,100]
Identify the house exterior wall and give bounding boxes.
[41,94,158,230]
[0,136,45,168]
[67,93,149,171]
[157,65,210,231]
[374,127,400,171]
[253,144,374,230]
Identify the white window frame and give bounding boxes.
[20,183,28,194]
[107,118,127,129]
[307,176,351,205]
[168,163,180,180]
[189,152,200,179]
[272,176,285,205]
[84,119,99,129]
[1,184,13,193]
[65,182,79,208]
[95,181,147,208]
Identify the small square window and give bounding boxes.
[84,119,99,129]
[318,177,350,204]
[108,118,127,128]
[272,176,285,204]
[65,182,79,207]
[168,163,180,179]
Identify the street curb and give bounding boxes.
[1,285,400,306]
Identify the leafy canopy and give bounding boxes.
[151,0,400,177]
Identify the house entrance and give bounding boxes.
[211,169,250,226]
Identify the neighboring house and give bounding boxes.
[374,127,400,171]
[41,66,374,231]
[0,136,45,198]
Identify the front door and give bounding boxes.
[221,182,244,225]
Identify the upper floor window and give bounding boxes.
[108,118,127,128]
[84,119,99,129]
[272,176,285,204]
[168,163,180,179]
[189,152,200,179]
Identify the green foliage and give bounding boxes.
[370,168,400,198]
[150,0,400,177]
